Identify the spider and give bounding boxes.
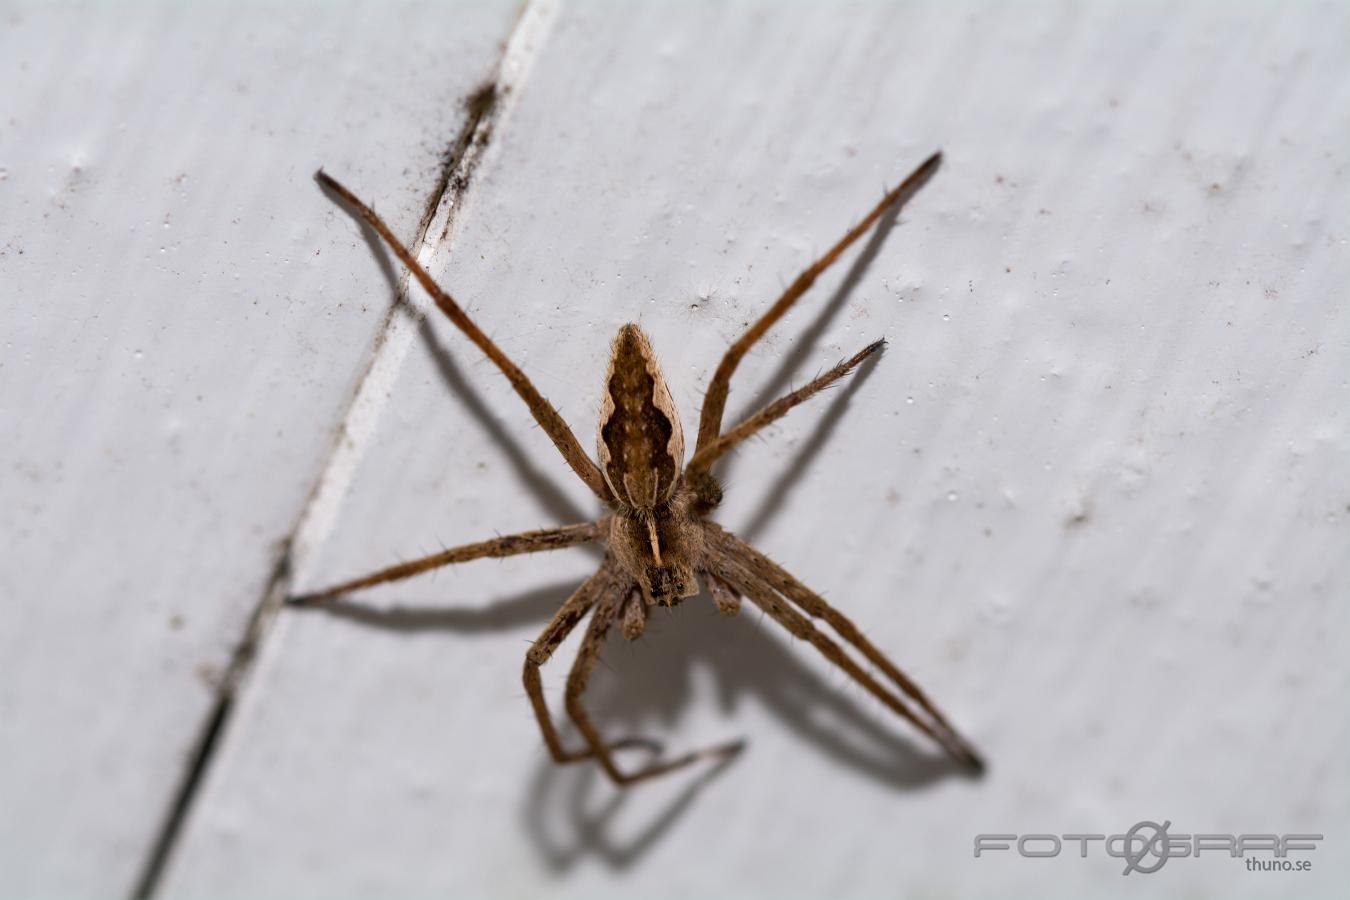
[293,151,983,786]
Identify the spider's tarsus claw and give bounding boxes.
[285,591,334,607]
[938,732,985,775]
[856,338,886,362]
[702,738,747,763]
[880,150,943,211]
[916,150,942,177]
[686,739,747,778]
[614,737,747,785]
[961,745,987,776]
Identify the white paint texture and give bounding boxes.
[0,3,522,895]
[4,2,1348,899]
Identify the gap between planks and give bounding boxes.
[128,2,559,897]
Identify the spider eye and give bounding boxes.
[646,564,696,606]
[647,565,676,601]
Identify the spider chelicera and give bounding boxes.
[292,152,983,786]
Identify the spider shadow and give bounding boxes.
[737,348,880,545]
[303,583,972,874]
[316,172,960,871]
[304,580,573,633]
[520,595,973,872]
[720,189,908,543]
[318,175,593,529]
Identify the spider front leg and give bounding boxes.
[564,581,746,787]
[316,171,613,503]
[686,339,884,481]
[524,563,664,763]
[693,152,941,456]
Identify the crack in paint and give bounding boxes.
[127,3,558,897]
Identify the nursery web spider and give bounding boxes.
[295,151,983,785]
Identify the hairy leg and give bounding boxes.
[289,520,606,604]
[705,529,983,771]
[564,584,745,786]
[693,152,941,455]
[315,172,613,503]
[687,340,883,477]
[524,562,659,763]
[706,573,742,616]
[620,587,647,641]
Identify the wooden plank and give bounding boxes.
[0,3,522,895]
[87,2,1350,897]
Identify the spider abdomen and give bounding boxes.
[596,323,685,508]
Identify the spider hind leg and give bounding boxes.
[523,564,664,764]
[565,576,746,786]
[705,524,984,773]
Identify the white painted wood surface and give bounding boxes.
[0,3,522,895]
[5,2,1347,898]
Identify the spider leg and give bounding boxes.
[706,573,742,616]
[564,579,745,787]
[315,172,614,503]
[706,527,983,771]
[693,152,941,456]
[288,521,606,604]
[525,562,663,762]
[687,339,883,477]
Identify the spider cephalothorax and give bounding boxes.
[607,487,705,608]
[296,152,984,786]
